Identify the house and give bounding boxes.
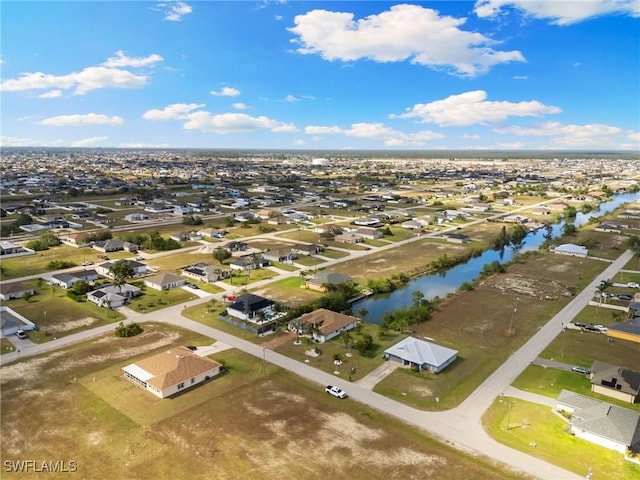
[594,223,624,234]
[384,337,458,373]
[401,220,423,230]
[144,272,188,291]
[502,215,530,224]
[550,243,588,258]
[92,239,125,253]
[445,233,470,244]
[315,223,341,235]
[292,243,324,256]
[229,254,269,271]
[224,241,248,253]
[531,207,552,216]
[589,361,640,404]
[0,306,38,336]
[96,259,148,278]
[122,346,222,399]
[334,233,363,244]
[0,281,35,301]
[87,283,141,308]
[182,263,228,283]
[223,294,283,334]
[555,390,640,454]
[124,213,150,222]
[606,318,640,344]
[262,249,296,264]
[50,269,99,289]
[0,240,33,257]
[293,308,360,343]
[355,227,383,240]
[305,271,353,292]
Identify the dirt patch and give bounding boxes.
[47,316,98,333]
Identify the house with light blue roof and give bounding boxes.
[383,337,458,373]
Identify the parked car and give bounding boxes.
[627,282,640,289]
[82,261,93,266]
[15,330,28,339]
[325,385,347,399]
[574,322,587,328]
[616,294,632,301]
[187,284,200,290]
[572,366,590,375]
[583,325,600,332]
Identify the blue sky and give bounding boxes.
[1,1,639,150]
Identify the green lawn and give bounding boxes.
[317,248,350,259]
[483,398,640,480]
[1,338,16,355]
[275,324,404,381]
[126,285,198,313]
[220,268,278,287]
[512,365,640,412]
[6,283,125,342]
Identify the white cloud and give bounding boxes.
[391,90,561,126]
[283,94,299,102]
[40,113,124,127]
[1,66,149,95]
[305,122,444,146]
[494,121,635,148]
[210,86,240,96]
[183,112,297,134]
[103,51,164,68]
[142,103,205,120]
[293,139,306,145]
[71,136,108,147]
[232,103,248,110]
[462,133,480,139]
[474,0,640,25]
[289,4,525,77]
[513,75,528,80]
[159,1,193,22]
[305,125,343,134]
[38,90,63,98]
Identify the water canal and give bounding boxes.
[355,192,640,323]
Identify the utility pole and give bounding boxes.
[561,323,566,359]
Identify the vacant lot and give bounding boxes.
[375,251,608,410]
[328,239,470,283]
[1,324,527,480]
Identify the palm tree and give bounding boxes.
[356,307,368,320]
[332,353,343,364]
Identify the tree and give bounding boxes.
[110,261,135,292]
[562,223,577,236]
[115,321,143,337]
[332,353,343,364]
[213,247,231,263]
[411,290,425,307]
[71,280,90,296]
[356,307,368,320]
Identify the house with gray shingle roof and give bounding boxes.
[556,390,640,454]
[384,336,458,373]
[589,361,640,404]
[144,272,188,291]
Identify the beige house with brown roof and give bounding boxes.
[293,308,360,343]
[122,347,222,399]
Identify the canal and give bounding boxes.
[355,192,639,323]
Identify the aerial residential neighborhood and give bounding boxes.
[2,1,640,479]
[2,147,640,480]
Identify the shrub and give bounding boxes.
[115,321,143,337]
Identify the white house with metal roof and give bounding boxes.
[383,337,458,373]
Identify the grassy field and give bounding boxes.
[1,324,529,480]
[539,324,640,372]
[512,365,640,412]
[251,276,322,306]
[126,285,198,313]
[483,398,640,480]
[4,282,125,342]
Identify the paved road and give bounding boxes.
[4,198,631,480]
